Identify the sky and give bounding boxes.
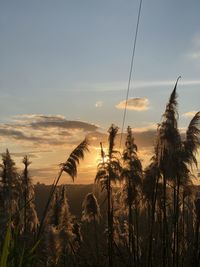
[0,0,200,184]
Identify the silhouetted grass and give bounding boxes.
[0,82,200,266]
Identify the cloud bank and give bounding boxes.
[0,114,164,184]
[0,114,159,151]
[0,114,98,147]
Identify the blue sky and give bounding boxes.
[0,0,200,183]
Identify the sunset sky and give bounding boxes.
[0,0,200,184]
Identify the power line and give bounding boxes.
[119,0,143,148]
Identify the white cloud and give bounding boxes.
[192,34,200,47]
[76,79,200,92]
[115,97,149,111]
[187,52,200,60]
[13,114,65,120]
[186,34,200,61]
[95,101,103,108]
[182,111,198,118]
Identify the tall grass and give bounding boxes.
[0,82,200,266]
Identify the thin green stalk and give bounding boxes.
[0,221,11,267]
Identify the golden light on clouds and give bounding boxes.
[2,113,199,185]
[182,111,198,118]
[116,97,149,111]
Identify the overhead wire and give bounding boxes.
[119,0,143,148]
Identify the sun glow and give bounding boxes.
[96,154,109,165]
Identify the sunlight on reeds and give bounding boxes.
[0,82,199,266]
